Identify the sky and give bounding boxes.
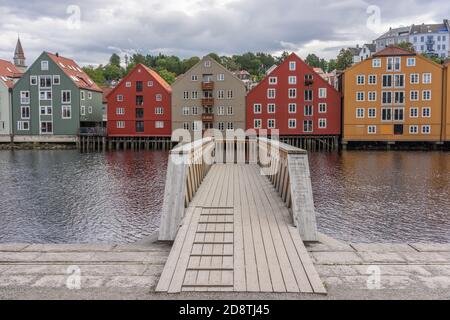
[0,0,449,67]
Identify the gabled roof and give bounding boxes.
[348,47,362,56]
[363,43,376,52]
[106,63,171,99]
[373,46,416,57]
[410,23,447,34]
[102,87,113,103]
[46,52,102,92]
[0,59,23,88]
[376,26,411,40]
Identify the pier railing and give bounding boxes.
[158,136,318,242]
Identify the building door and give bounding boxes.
[394,124,404,135]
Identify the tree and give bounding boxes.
[276,51,290,64]
[103,63,123,81]
[305,54,321,67]
[421,53,444,65]
[109,53,121,67]
[181,57,200,73]
[82,65,106,86]
[327,59,337,72]
[396,42,415,52]
[336,49,354,70]
[157,68,177,84]
[207,53,221,63]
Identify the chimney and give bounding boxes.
[56,52,59,57]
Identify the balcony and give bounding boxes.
[202,81,214,90]
[202,113,214,122]
[202,98,214,106]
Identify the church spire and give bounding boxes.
[14,36,27,72]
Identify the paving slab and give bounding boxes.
[399,252,449,264]
[0,244,30,252]
[311,251,363,265]
[354,265,432,277]
[351,243,415,252]
[315,265,360,277]
[33,252,95,262]
[410,243,450,252]
[357,252,406,264]
[423,265,450,276]
[0,275,37,287]
[114,243,171,252]
[24,244,115,252]
[32,275,105,289]
[0,252,42,262]
[417,276,450,290]
[90,252,168,263]
[1,264,68,275]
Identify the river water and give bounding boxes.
[0,150,448,244]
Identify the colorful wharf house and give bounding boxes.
[246,53,341,150]
[171,56,246,138]
[12,52,103,142]
[0,59,23,141]
[342,46,444,147]
[444,61,450,143]
[106,64,172,138]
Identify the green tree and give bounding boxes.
[82,65,106,86]
[103,63,124,81]
[327,59,337,72]
[336,49,354,70]
[276,51,290,64]
[396,42,416,52]
[207,53,221,63]
[157,68,177,84]
[181,57,201,73]
[305,54,321,67]
[421,53,444,65]
[109,53,121,67]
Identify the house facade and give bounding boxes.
[444,61,450,142]
[106,64,172,137]
[12,52,103,141]
[0,60,23,140]
[342,47,444,144]
[358,44,376,62]
[246,53,341,136]
[375,26,411,52]
[171,56,246,137]
[409,22,449,58]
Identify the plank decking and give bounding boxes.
[156,164,326,294]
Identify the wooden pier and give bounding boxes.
[156,137,326,294]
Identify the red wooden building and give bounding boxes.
[246,53,341,139]
[107,64,172,137]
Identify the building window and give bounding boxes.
[156,94,162,101]
[410,74,419,84]
[267,88,276,99]
[116,121,125,129]
[62,106,71,119]
[227,90,233,99]
[191,91,198,99]
[368,108,376,118]
[217,106,225,115]
[88,106,93,114]
[394,57,401,71]
[183,91,189,99]
[368,125,376,134]
[183,122,190,130]
[410,107,418,118]
[318,88,327,98]
[136,108,144,119]
[81,106,86,116]
[356,75,365,85]
[30,76,37,85]
[125,81,131,88]
[41,61,49,71]
[356,92,365,101]
[394,91,405,104]
[394,74,405,88]
[267,104,275,113]
[407,58,416,67]
[372,59,381,68]
[39,91,52,100]
[289,61,296,71]
[191,75,198,81]
[381,108,392,121]
[226,106,233,115]
[227,122,234,130]
[288,88,297,99]
[422,91,431,101]
[289,103,297,113]
[204,60,211,68]
[40,122,53,134]
[269,77,277,85]
[39,75,52,88]
[20,91,30,104]
[368,91,377,101]
[116,94,123,102]
[288,76,296,85]
[382,91,392,104]
[304,105,313,116]
[21,106,30,119]
[192,106,199,115]
[253,104,262,114]
[318,103,327,113]
[182,107,189,115]
[422,73,432,84]
[254,119,262,129]
[40,106,52,115]
[267,119,276,129]
[155,107,164,115]
[318,118,327,129]
[147,81,154,87]
[382,75,393,88]
[410,91,419,101]
[409,125,419,134]
[393,107,404,121]
[53,75,60,85]
[288,119,296,129]
[17,121,29,131]
[368,75,377,85]
[116,107,125,115]
[88,92,92,99]
[61,90,71,103]
[422,107,431,118]
[215,90,224,99]
[356,108,365,118]
[303,120,313,132]
[387,57,394,71]
[304,90,313,101]
[421,125,431,134]
[155,121,164,129]
[217,74,225,81]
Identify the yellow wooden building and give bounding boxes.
[342,46,444,144]
[444,61,450,142]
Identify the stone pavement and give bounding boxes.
[1,235,450,300]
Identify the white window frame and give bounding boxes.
[409,125,419,134]
[356,75,365,85]
[422,90,431,101]
[422,107,431,118]
[41,60,49,71]
[182,107,189,115]
[155,121,164,129]
[20,91,30,104]
[318,118,327,129]
[267,88,276,99]
[61,90,71,103]
[422,73,432,84]
[368,125,377,134]
[254,119,262,129]
[410,91,419,101]
[288,76,297,85]
[17,121,30,131]
[407,58,416,67]
[61,105,72,119]
[253,104,262,114]
[368,108,376,118]
[20,106,30,119]
[372,59,381,68]
[30,76,38,85]
[53,75,60,85]
[156,94,162,101]
[116,121,125,129]
[356,92,365,102]
[88,106,93,114]
[288,103,297,114]
[288,119,297,129]
[410,107,419,118]
[81,105,86,116]
[267,119,276,129]
[155,107,164,115]
[368,91,377,102]
[116,107,125,115]
[368,74,377,85]
[421,125,431,134]
[288,88,297,99]
[289,61,296,71]
[318,88,327,99]
[147,81,154,87]
[356,108,365,118]
[410,73,419,84]
[217,74,225,81]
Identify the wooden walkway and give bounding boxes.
[156,164,326,294]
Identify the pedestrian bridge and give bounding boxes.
[156,137,326,294]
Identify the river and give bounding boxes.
[0,150,448,244]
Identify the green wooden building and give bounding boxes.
[12,52,103,141]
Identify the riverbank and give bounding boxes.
[1,234,449,300]
[0,143,76,150]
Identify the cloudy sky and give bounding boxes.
[0,0,448,66]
